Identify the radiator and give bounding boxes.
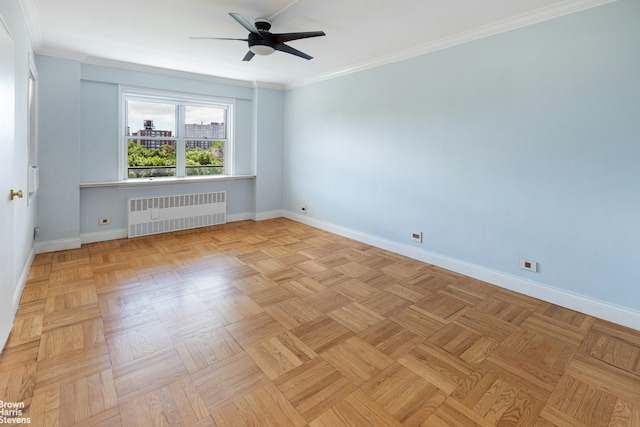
[127,192,226,238]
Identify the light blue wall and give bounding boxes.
[76,64,259,236]
[80,80,118,182]
[79,63,256,182]
[283,0,640,311]
[80,180,254,236]
[254,87,284,215]
[234,98,254,176]
[36,55,81,243]
[36,57,282,240]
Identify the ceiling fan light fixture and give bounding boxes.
[249,45,275,56]
[192,13,325,61]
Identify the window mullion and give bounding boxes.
[122,87,232,180]
[120,94,128,180]
[176,104,186,177]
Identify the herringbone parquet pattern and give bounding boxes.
[1,218,639,426]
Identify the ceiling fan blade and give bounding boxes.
[273,31,326,43]
[243,51,255,62]
[190,37,248,41]
[274,43,313,60]
[229,13,263,38]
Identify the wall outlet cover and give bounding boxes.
[520,259,538,272]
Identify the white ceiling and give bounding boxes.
[20,0,611,88]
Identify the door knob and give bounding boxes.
[10,189,23,201]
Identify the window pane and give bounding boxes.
[28,70,37,166]
[184,105,225,176]
[126,100,177,178]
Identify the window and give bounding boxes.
[120,87,233,180]
[27,54,38,202]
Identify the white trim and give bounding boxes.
[80,229,127,245]
[83,56,262,89]
[121,85,237,106]
[253,81,285,91]
[284,211,640,331]
[254,210,285,221]
[34,237,81,254]
[119,86,235,181]
[17,0,43,49]
[13,248,35,307]
[79,174,255,188]
[23,0,613,91]
[77,212,278,245]
[23,0,615,92]
[80,214,262,245]
[36,48,87,62]
[77,213,258,245]
[286,0,617,89]
[227,212,254,223]
[118,85,125,180]
[27,53,39,204]
[226,101,236,177]
[35,207,640,330]
[35,51,263,89]
[0,13,11,39]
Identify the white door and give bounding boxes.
[0,16,16,351]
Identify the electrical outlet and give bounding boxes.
[411,231,422,243]
[301,206,307,214]
[520,259,537,272]
[99,217,111,225]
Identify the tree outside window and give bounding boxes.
[122,90,232,179]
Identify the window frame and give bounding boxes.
[119,86,235,181]
[27,53,39,204]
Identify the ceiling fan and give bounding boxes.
[191,13,326,61]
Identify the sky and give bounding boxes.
[127,100,225,134]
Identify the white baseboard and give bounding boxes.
[79,214,258,243]
[13,248,36,308]
[1,249,36,353]
[254,210,285,221]
[70,213,280,246]
[34,237,81,254]
[227,212,254,222]
[80,229,128,244]
[284,211,640,331]
[36,211,639,330]
[227,211,284,222]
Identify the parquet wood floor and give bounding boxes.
[2,218,639,426]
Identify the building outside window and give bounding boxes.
[121,88,233,179]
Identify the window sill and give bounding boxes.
[80,174,256,188]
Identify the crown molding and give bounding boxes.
[34,49,261,89]
[18,0,42,49]
[36,48,87,62]
[19,0,616,92]
[285,0,617,89]
[253,81,286,90]
[33,48,286,91]
[85,58,287,90]
[81,55,257,88]
[35,48,281,91]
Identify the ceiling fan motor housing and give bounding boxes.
[254,19,272,31]
[248,19,276,54]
